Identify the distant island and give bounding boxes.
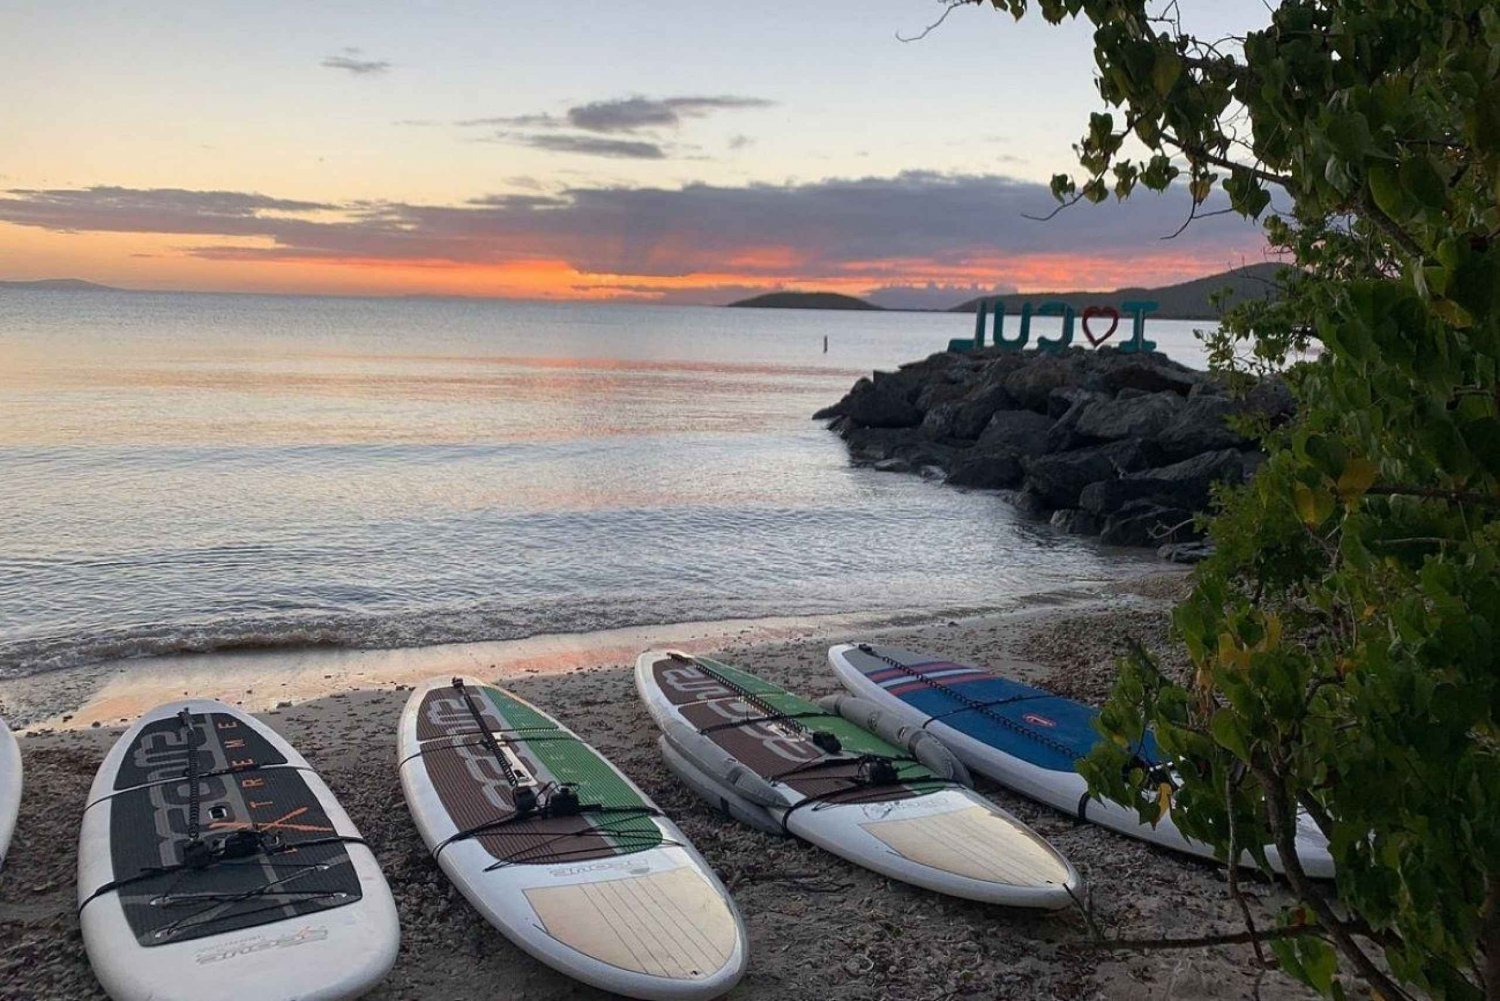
[949,263,1289,320]
[0,278,122,292]
[727,291,882,311]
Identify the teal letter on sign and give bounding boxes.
[973,300,988,348]
[993,302,1028,351]
[1034,301,1075,354]
[1118,300,1159,353]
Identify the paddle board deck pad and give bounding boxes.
[398,677,746,1001]
[636,651,1081,909]
[829,643,1335,879]
[0,715,18,870]
[77,699,399,1001]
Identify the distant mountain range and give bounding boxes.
[0,278,122,292]
[726,291,882,311]
[948,263,1291,319]
[726,264,1291,318]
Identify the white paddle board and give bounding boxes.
[78,699,400,1001]
[636,650,1082,909]
[399,676,747,1001]
[0,715,19,870]
[829,643,1335,878]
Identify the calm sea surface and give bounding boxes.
[0,291,1213,676]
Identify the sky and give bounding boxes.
[0,1,1281,305]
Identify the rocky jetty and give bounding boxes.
[814,346,1294,559]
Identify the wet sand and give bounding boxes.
[0,573,1314,1000]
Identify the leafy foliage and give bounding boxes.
[972,1,1500,998]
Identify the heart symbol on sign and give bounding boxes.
[1081,306,1120,347]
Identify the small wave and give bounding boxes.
[0,595,834,679]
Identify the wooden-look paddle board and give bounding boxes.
[829,643,1335,878]
[77,700,399,1001]
[398,677,747,1001]
[636,650,1081,909]
[0,715,18,870]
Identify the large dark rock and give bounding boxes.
[1002,356,1075,413]
[1121,448,1246,509]
[1077,478,1181,516]
[842,376,922,428]
[1023,438,1153,510]
[946,450,1025,489]
[1050,508,1102,535]
[1047,386,1098,420]
[1073,393,1183,441]
[1045,390,1104,452]
[1154,395,1251,462]
[1100,499,1199,547]
[950,384,1018,440]
[975,408,1054,458]
[1092,354,1203,396]
[1241,376,1296,423]
[842,426,926,462]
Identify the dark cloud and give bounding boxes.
[0,173,1266,283]
[321,49,391,75]
[515,135,667,160]
[0,187,335,235]
[566,96,773,134]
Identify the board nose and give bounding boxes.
[860,804,1075,888]
[522,865,742,981]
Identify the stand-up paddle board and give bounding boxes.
[0,715,19,869]
[636,651,1082,909]
[399,677,747,1001]
[77,700,400,1001]
[829,643,1335,879]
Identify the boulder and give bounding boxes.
[1121,448,1246,510]
[842,426,926,462]
[1002,356,1075,413]
[1100,500,1198,547]
[1050,508,1102,535]
[872,457,912,473]
[1077,478,1181,516]
[1047,386,1097,420]
[1241,376,1296,423]
[920,402,961,439]
[842,377,922,428]
[1073,393,1183,441]
[949,384,1019,440]
[1023,438,1154,509]
[946,450,1025,489]
[1093,355,1202,397]
[1154,395,1251,462]
[1045,391,1103,452]
[1013,485,1052,518]
[975,408,1054,458]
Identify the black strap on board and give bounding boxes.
[668,652,843,753]
[451,678,537,817]
[77,832,369,913]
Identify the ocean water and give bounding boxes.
[0,291,1212,677]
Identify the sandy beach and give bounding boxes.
[0,572,1315,1000]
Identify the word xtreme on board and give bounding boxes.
[948,299,1160,354]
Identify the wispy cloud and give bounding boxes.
[321,48,391,75]
[0,173,1268,296]
[565,96,773,134]
[516,135,667,160]
[447,94,774,160]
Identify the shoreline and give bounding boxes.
[0,570,1317,1000]
[0,574,1165,730]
